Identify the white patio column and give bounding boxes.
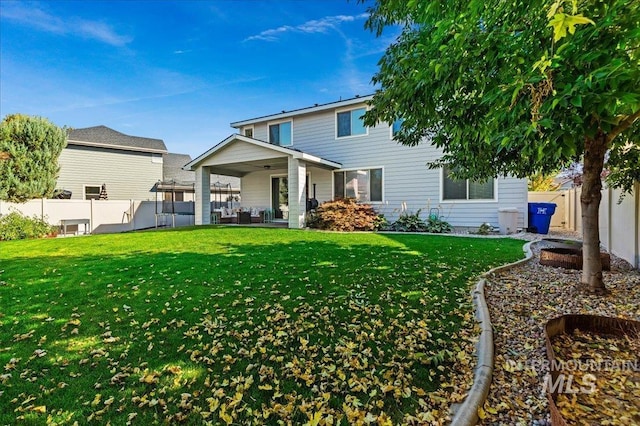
[288,157,306,229]
[195,166,211,225]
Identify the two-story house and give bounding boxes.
[58,126,167,200]
[58,126,241,203]
[185,95,528,229]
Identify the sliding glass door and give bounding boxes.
[271,176,288,219]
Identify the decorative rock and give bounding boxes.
[482,230,639,424]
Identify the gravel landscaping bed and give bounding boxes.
[480,231,640,425]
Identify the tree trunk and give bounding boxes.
[580,134,607,294]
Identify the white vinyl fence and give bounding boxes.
[0,199,195,235]
[529,182,640,268]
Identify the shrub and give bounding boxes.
[311,198,380,231]
[390,209,453,233]
[0,211,56,240]
[425,215,453,233]
[373,214,389,231]
[390,210,427,232]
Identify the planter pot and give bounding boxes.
[539,247,610,271]
[544,315,640,425]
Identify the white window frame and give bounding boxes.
[335,106,369,140]
[332,166,384,203]
[83,184,101,200]
[439,168,498,203]
[269,172,311,216]
[267,119,293,147]
[243,125,254,138]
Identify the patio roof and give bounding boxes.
[183,134,341,177]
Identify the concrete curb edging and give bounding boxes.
[450,240,536,425]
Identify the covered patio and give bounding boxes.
[184,135,341,228]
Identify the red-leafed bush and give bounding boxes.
[309,198,382,231]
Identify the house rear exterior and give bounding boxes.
[186,95,527,230]
[57,126,167,200]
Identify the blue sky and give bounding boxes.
[0,1,396,157]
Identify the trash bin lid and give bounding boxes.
[528,202,557,209]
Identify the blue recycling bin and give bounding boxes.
[528,202,557,234]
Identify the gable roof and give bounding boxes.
[67,126,167,154]
[184,134,341,172]
[230,94,374,128]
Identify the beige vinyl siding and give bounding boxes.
[57,145,163,200]
[243,101,527,228]
[309,168,333,203]
[239,170,272,208]
[201,141,283,166]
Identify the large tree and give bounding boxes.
[361,0,639,294]
[0,114,68,202]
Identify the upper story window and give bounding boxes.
[336,107,367,138]
[442,166,495,201]
[391,118,404,138]
[243,126,254,138]
[334,168,383,202]
[268,120,292,146]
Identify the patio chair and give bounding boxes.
[262,208,274,223]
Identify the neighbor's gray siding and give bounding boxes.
[57,145,163,200]
[247,103,527,229]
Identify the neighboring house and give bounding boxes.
[57,126,167,200]
[185,95,528,229]
[160,153,240,203]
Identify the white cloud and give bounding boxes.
[0,2,131,46]
[244,13,369,42]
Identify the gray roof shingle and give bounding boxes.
[67,125,167,153]
[163,153,194,184]
[161,152,241,190]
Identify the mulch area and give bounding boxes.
[480,230,640,425]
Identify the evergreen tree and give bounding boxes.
[0,114,68,202]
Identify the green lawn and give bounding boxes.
[0,227,524,424]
